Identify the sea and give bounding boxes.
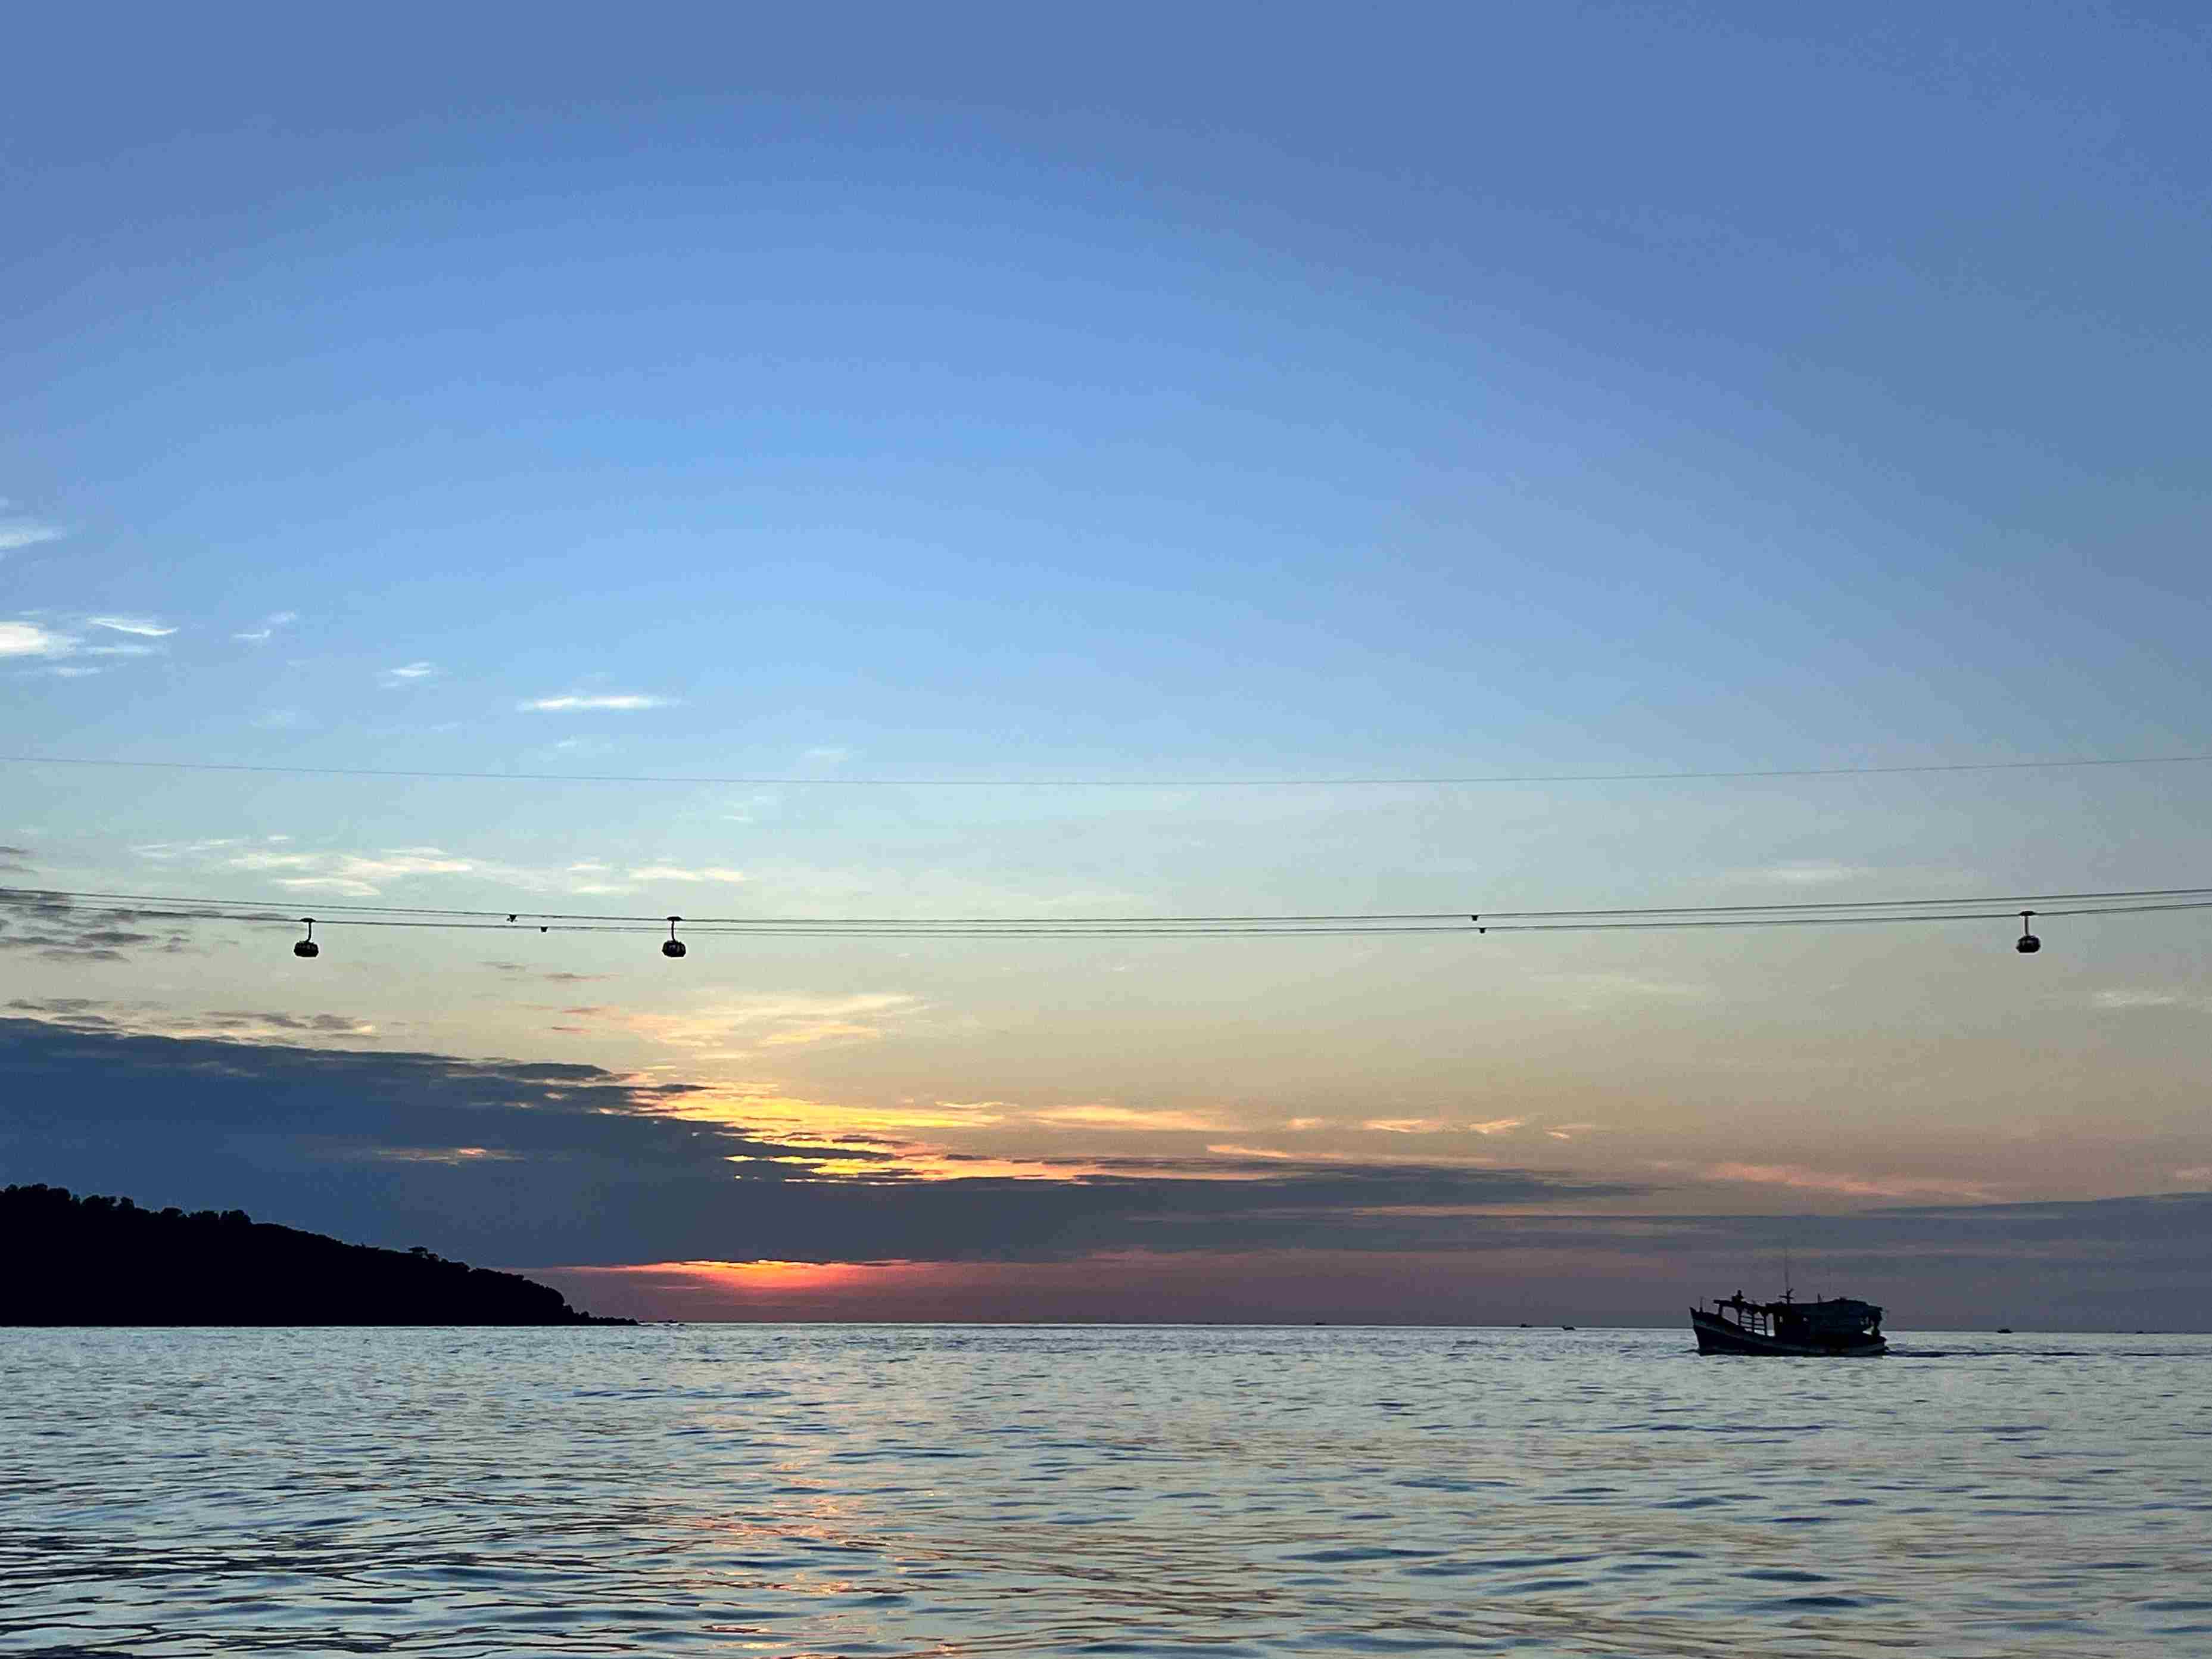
[4,1324,2207,1657]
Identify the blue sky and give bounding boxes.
[5,3,2210,1321]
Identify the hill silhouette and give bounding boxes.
[2,1184,630,1324]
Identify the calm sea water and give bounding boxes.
[4,1325,2208,1657]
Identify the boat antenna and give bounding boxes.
[1783,1238,1793,1301]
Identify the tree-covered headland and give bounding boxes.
[2,1185,630,1324]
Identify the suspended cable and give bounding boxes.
[11,883,2212,961]
[7,749,2212,790]
[14,882,2212,928]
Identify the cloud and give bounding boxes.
[0,1016,1631,1271]
[1360,1117,1522,1135]
[1747,861,1869,885]
[484,963,615,984]
[143,838,695,900]
[233,612,298,643]
[0,889,202,961]
[520,694,675,712]
[380,662,440,687]
[15,1001,389,1042]
[133,837,253,861]
[895,1100,1012,1128]
[86,643,160,657]
[1031,1104,1227,1133]
[0,621,77,659]
[622,994,922,1056]
[2092,989,2196,1011]
[0,518,68,554]
[230,848,476,889]
[85,615,177,638]
[1697,1162,1998,1202]
[628,866,747,884]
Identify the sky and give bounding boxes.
[5,2,2210,1326]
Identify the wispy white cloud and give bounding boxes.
[0,518,68,554]
[1697,1161,1998,1202]
[232,848,476,885]
[269,876,383,897]
[521,693,675,712]
[134,837,253,861]
[623,994,921,1057]
[1032,1104,1226,1132]
[918,1100,1014,1126]
[1361,1116,1524,1135]
[0,620,78,658]
[86,615,177,638]
[233,611,298,643]
[1746,861,1869,886]
[381,661,441,686]
[4,615,168,669]
[154,840,695,899]
[2092,988,2197,1010]
[629,865,747,884]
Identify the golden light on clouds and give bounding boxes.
[1361,1117,1525,1136]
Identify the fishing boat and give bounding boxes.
[1690,1290,1886,1356]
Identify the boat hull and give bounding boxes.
[1690,1308,1886,1357]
